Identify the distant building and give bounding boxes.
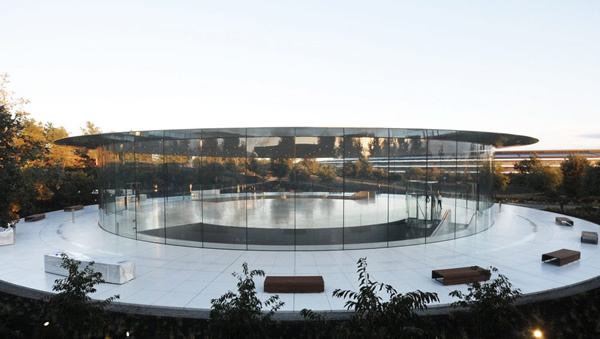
[494,149,600,173]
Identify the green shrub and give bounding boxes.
[303,257,439,338]
[209,262,283,338]
[449,267,522,338]
[43,253,119,338]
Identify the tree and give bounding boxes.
[294,158,314,183]
[248,157,269,178]
[0,105,23,227]
[346,137,364,158]
[317,163,336,183]
[80,121,102,135]
[493,162,510,193]
[368,137,386,157]
[304,257,439,338]
[44,253,119,337]
[514,154,541,174]
[581,161,600,197]
[406,167,426,181]
[210,262,283,338]
[560,154,589,198]
[514,154,563,193]
[270,158,293,182]
[0,73,29,113]
[0,74,31,226]
[528,166,563,193]
[449,267,522,338]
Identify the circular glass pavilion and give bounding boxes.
[57,128,537,250]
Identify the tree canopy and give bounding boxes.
[1,73,102,220]
[513,154,562,193]
[560,154,589,197]
[0,104,23,226]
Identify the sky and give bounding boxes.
[2,0,599,151]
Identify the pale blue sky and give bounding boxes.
[2,1,599,150]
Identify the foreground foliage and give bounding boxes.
[449,266,522,338]
[2,264,600,337]
[209,262,284,338]
[43,253,119,338]
[0,103,25,227]
[302,257,440,338]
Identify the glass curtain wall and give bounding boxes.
[388,129,425,246]
[96,128,497,250]
[343,128,389,249]
[164,130,203,247]
[246,128,294,250]
[293,128,344,250]
[426,130,457,243]
[133,132,166,242]
[99,137,116,233]
[114,136,137,239]
[201,129,247,249]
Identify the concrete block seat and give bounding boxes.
[44,252,136,284]
[264,276,324,293]
[0,227,15,246]
[556,217,574,226]
[581,231,598,244]
[542,248,581,266]
[432,266,491,285]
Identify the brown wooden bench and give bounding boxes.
[542,248,580,266]
[581,231,598,244]
[432,266,491,285]
[25,213,46,222]
[555,217,574,226]
[264,276,324,293]
[64,205,84,212]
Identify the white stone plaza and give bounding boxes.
[1,203,599,318]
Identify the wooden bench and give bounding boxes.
[432,266,491,285]
[581,231,598,244]
[25,213,45,222]
[542,249,580,266]
[555,217,574,226]
[64,205,84,211]
[264,276,324,293]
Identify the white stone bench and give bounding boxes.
[0,227,15,246]
[44,252,136,284]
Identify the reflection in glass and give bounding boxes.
[88,128,516,251]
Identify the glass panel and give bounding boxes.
[342,128,389,249]
[114,137,137,239]
[134,132,166,243]
[455,138,478,238]
[425,130,457,243]
[389,129,427,246]
[164,134,203,247]
[477,144,494,232]
[97,146,105,229]
[100,139,112,234]
[201,132,247,249]
[446,133,460,239]
[247,128,294,250]
[102,139,118,234]
[293,128,344,250]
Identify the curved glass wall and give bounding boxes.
[67,128,537,251]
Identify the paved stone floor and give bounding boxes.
[1,204,599,319]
